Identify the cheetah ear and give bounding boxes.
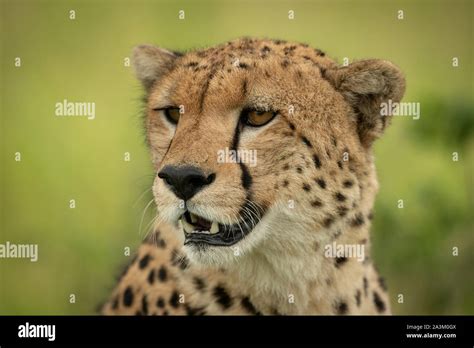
[323,59,406,147]
[132,45,179,92]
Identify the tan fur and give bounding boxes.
[101,38,405,315]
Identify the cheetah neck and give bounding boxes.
[225,206,372,314]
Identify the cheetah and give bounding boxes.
[100,38,405,315]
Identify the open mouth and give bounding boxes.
[180,210,257,247]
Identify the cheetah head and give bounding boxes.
[133,38,405,266]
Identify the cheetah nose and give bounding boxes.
[158,165,216,201]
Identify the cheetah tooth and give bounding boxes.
[210,221,219,234]
[182,218,194,233]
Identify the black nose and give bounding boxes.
[158,165,216,201]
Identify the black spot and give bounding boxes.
[171,249,189,270]
[378,276,388,291]
[241,297,261,315]
[111,296,119,310]
[288,122,296,131]
[238,62,249,69]
[261,46,271,53]
[313,154,322,169]
[147,269,155,284]
[156,297,165,308]
[315,48,325,56]
[180,257,189,270]
[186,61,199,67]
[337,161,343,169]
[335,300,348,315]
[335,192,346,202]
[335,257,348,268]
[139,254,151,269]
[283,180,289,187]
[193,277,206,291]
[283,163,290,170]
[163,310,169,316]
[281,59,290,68]
[213,285,233,309]
[368,211,374,220]
[323,216,334,228]
[331,137,338,147]
[373,291,386,313]
[363,277,368,296]
[169,291,180,308]
[343,180,354,188]
[355,290,361,307]
[123,287,134,307]
[337,206,349,217]
[301,136,312,147]
[170,249,179,263]
[157,239,166,249]
[158,266,168,282]
[315,178,326,189]
[296,167,303,174]
[241,78,248,97]
[311,200,322,208]
[141,295,149,315]
[283,45,296,55]
[351,213,365,227]
[303,183,311,192]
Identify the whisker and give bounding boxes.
[138,198,156,237]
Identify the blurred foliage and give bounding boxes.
[409,97,474,147]
[0,0,472,314]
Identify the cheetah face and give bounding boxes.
[133,39,405,266]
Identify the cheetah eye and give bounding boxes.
[241,109,277,127]
[156,107,181,125]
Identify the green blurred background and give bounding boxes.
[0,0,472,314]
